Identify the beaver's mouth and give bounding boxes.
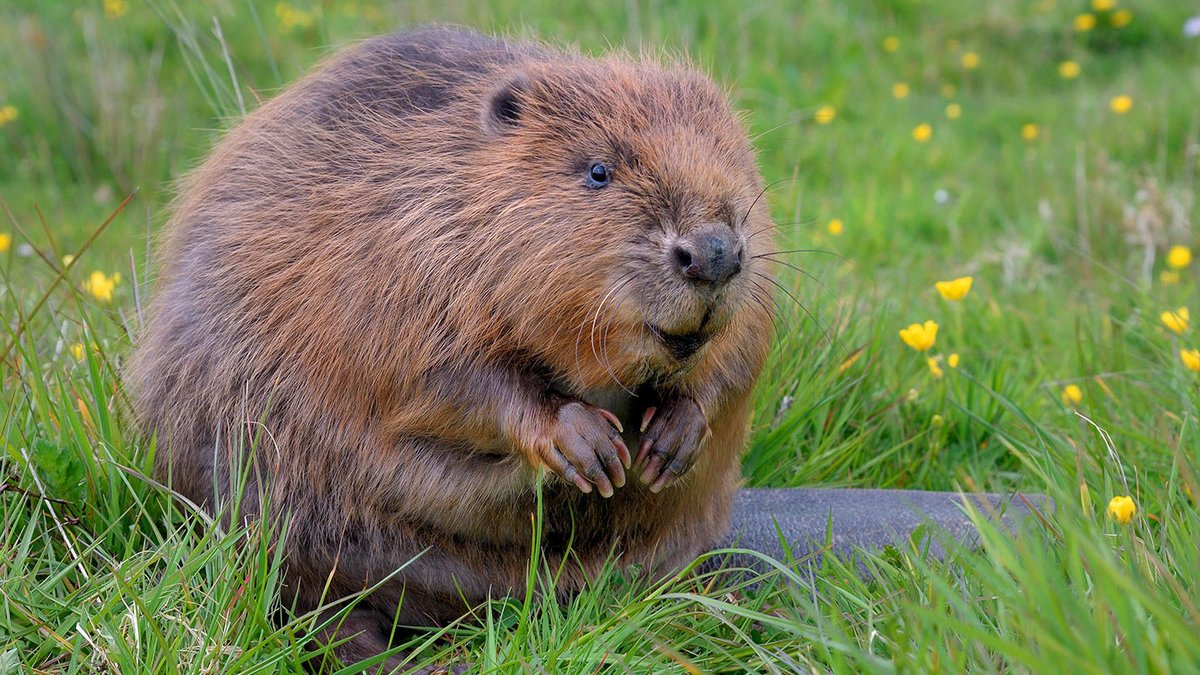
[648,324,711,361]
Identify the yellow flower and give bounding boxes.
[1161,308,1190,335]
[935,276,973,301]
[1110,9,1132,28]
[70,343,86,361]
[945,103,961,120]
[0,104,17,125]
[1167,245,1192,269]
[1062,384,1083,405]
[814,105,836,125]
[927,357,944,379]
[276,2,316,30]
[947,353,960,368]
[83,271,118,302]
[1074,13,1097,31]
[104,0,129,19]
[1182,349,1200,373]
[1106,495,1136,524]
[1161,270,1181,285]
[931,414,945,427]
[1090,0,1115,10]
[883,36,900,53]
[1110,95,1133,114]
[892,82,910,99]
[940,84,957,98]
[912,123,933,142]
[1021,123,1040,141]
[1058,61,1081,79]
[827,218,844,236]
[960,52,980,69]
[899,320,938,352]
[0,233,11,253]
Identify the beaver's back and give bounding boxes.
[309,26,533,120]
[132,29,551,505]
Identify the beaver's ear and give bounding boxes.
[482,73,533,134]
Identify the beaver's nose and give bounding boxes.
[672,224,743,286]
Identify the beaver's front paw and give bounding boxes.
[634,397,711,493]
[534,401,630,498]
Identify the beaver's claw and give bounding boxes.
[536,401,629,498]
[634,397,709,493]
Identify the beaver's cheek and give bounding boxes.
[652,269,760,333]
[641,282,710,336]
[712,279,753,322]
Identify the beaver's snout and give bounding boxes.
[671,223,743,288]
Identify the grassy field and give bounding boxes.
[2,0,1199,672]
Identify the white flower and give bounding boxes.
[1185,15,1200,38]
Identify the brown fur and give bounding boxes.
[130,26,775,669]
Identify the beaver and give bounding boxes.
[131,25,775,667]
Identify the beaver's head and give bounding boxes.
[471,56,774,385]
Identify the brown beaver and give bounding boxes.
[131,25,774,668]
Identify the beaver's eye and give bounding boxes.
[586,163,611,189]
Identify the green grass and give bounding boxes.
[2,0,1199,671]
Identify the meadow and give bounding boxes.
[2,0,1199,672]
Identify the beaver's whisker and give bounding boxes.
[587,271,639,394]
[595,276,639,394]
[749,111,823,143]
[574,270,637,381]
[737,177,798,231]
[752,271,836,349]
[747,222,783,241]
[748,279,786,329]
[741,277,776,319]
[596,280,637,394]
[753,248,846,261]
[756,257,832,295]
[747,219,817,242]
[592,275,631,384]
